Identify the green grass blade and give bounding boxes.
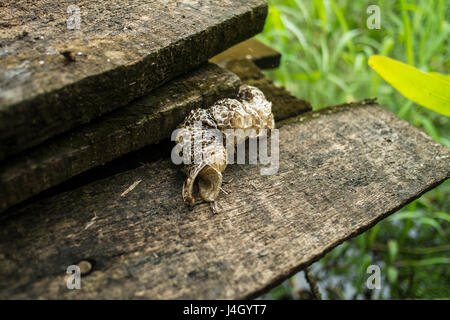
[400,0,415,65]
[434,212,450,223]
[398,257,450,267]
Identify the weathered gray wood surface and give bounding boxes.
[0,59,308,215]
[211,38,281,69]
[0,63,240,214]
[0,100,448,299]
[0,0,267,160]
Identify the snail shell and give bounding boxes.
[176,85,274,207]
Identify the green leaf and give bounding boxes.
[387,266,398,284]
[417,217,444,236]
[391,211,424,220]
[268,6,285,31]
[434,211,450,223]
[392,211,444,235]
[400,0,414,65]
[282,16,306,49]
[399,257,450,267]
[291,70,321,81]
[368,55,450,117]
[429,72,450,83]
[313,0,327,31]
[361,254,372,272]
[420,117,439,141]
[388,240,399,262]
[270,284,287,299]
[368,224,379,249]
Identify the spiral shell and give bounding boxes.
[175,85,274,207]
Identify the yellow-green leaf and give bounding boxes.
[429,72,450,84]
[368,55,450,117]
[267,6,284,31]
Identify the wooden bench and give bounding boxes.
[0,0,448,299]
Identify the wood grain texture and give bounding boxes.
[0,0,268,160]
[0,63,240,214]
[210,38,281,69]
[0,100,448,299]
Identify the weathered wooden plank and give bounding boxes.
[0,60,308,214]
[0,63,240,214]
[224,59,312,120]
[210,38,281,69]
[0,100,448,299]
[0,0,268,160]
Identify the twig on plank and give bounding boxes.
[304,267,322,300]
